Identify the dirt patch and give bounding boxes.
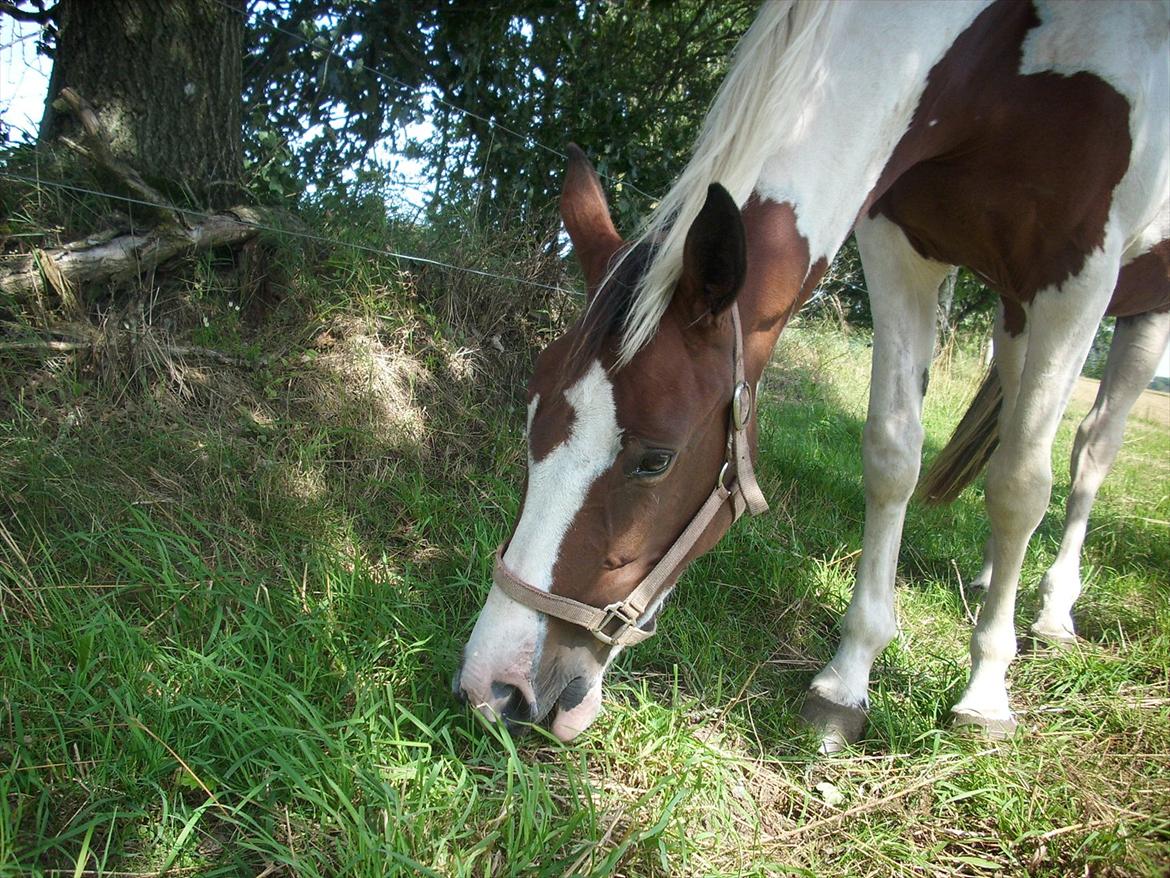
[1069,377,1170,429]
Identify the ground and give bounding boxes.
[1071,376,1169,430]
[0,292,1167,875]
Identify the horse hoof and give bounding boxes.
[799,692,867,754]
[1027,624,1079,650]
[950,709,1019,740]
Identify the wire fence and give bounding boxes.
[0,1,670,302]
[0,5,866,316]
[0,171,574,295]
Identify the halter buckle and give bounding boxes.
[592,601,641,645]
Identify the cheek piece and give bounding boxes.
[492,303,769,647]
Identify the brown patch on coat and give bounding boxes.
[525,333,580,463]
[1002,236,1167,338]
[1002,298,1027,336]
[738,196,824,380]
[866,0,1132,308]
[542,193,825,607]
[1108,239,1170,317]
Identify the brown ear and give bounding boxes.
[676,184,747,324]
[560,144,623,295]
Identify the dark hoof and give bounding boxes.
[799,692,868,754]
[950,709,1019,740]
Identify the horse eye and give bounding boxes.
[633,449,675,478]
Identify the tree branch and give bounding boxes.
[0,2,56,24]
[0,207,271,298]
[52,87,179,219]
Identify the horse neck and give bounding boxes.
[733,0,989,382]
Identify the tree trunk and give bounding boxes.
[937,267,957,339]
[40,0,244,208]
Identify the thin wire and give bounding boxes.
[0,172,574,295]
[213,0,657,201]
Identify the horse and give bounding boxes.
[921,298,1170,643]
[453,0,1170,750]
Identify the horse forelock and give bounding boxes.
[562,241,655,382]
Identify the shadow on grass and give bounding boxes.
[2,309,1166,873]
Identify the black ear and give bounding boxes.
[678,184,746,321]
[560,143,623,297]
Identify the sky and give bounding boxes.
[2,14,1169,382]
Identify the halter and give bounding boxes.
[491,303,769,647]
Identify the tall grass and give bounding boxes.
[0,205,1167,875]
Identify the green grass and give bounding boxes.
[1,299,1167,876]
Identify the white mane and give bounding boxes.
[615,0,834,366]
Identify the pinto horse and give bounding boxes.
[454,0,1169,749]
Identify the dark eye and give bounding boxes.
[632,449,675,478]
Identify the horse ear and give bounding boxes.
[560,143,623,296]
[676,184,747,323]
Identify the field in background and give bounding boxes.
[1071,377,1170,431]
[1,248,1168,875]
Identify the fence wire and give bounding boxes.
[0,171,574,295]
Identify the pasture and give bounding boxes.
[1,245,1166,876]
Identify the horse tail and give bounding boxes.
[917,367,1003,506]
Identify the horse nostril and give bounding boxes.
[491,681,535,724]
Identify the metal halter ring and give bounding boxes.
[732,381,752,430]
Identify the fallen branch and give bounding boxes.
[1,87,274,300]
[0,339,89,353]
[0,207,269,298]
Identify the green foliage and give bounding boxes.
[241,0,756,227]
[1082,318,1115,380]
[808,235,998,338]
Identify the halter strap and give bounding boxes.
[492,302,768,647]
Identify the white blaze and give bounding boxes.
[504,359,623,589]
[461,360,622,683]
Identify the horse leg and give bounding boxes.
[801,214,950,752]
[969,312,1028,592]
[952,243,1120,736]
[969,537,995,591]
[1032,309,1170,644]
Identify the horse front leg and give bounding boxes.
[1032,309,1170,644]
[952,240,1120,735]
[802,214,950,752]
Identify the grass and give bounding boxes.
[1,227,1168,875]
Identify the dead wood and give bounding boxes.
[0,208,271,299]
[1,88,275,301]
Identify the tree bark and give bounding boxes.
[937,267,957,339]
[40,0,244,207]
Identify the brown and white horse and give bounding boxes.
[453,0,1170,749]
